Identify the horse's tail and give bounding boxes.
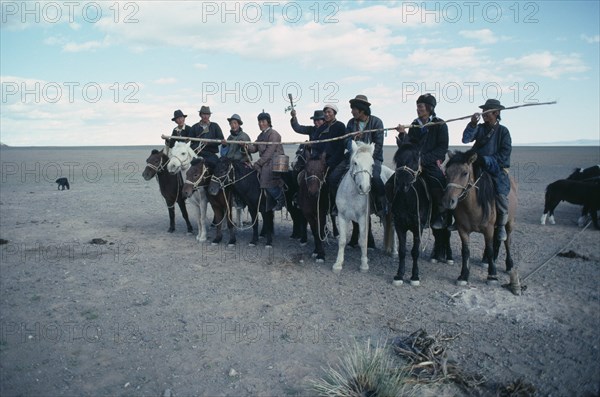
[477,172,495,223]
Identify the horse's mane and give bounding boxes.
[447,150,495,221]
[393,143,419,168]
[354,141,373,155]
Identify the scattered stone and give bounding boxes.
[557,250,589,261]
[162,388,172,397]
[228,368,238,377]
[0,239,8,245]
[90,238,108,245]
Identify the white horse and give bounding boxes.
[167,141,210,242]
[332,141,395,273]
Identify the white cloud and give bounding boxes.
[63,40,106,52]
[504,51,589,79]
[406,47,486,70]
[194,64,208,70]
[459,29,498,44]
[580,34,600,44]
[154,77,177,85]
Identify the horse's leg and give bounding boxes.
[457,229,470,285]
[264,211,274,248]
[504,221,514,272]
[367,218,376,249]
[444,229,454,265]
[332,216,348,273]
[430,228,441,263]
[359,215,369,272]
[330,214,339,238]
[410,226,421,286]
[392,224,406,286]
[485,229,498,284]
[227,195,237,246]
[383,212,394,255]
[178,197,194,233]
[211,204,223,245]
[348,221,359,248]
[248,206,259,246]
[167,203,176,233]
[197,191,208,242]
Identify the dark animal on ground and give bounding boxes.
[55,177,70,190]
[567,164,600,181]
[541,177,600,229]
[142,149,194,233]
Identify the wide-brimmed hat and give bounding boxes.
[323,104,338,114]
[227,114,243,125]
[171,109,187,121]
[349,94,371,107]
[310,110,325,120]
[198,106,212,115]
[479,99,505,110]
[417,93,436,108]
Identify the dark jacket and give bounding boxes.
[222,128,252,162]
[166,125,192,148]
[247,128,284,189]
[291,117,346,169]
[189,121,224,154]
[462,122,512,175]
[345,115,384,163]
[399,117,448,175]
[463,121,512,195]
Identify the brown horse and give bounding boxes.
[442,150,517,285]
[298,150,330,262]
[183,158,237,246]
[142,149,194,233]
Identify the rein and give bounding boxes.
[446,172,482,202]
[184,166,210,190]
[304,166,331,242]
[146,155,170,174]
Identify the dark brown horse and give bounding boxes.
[142,149,193,233]
[443,150,517,285]
[298,150,330,262]
[183,158,237,246]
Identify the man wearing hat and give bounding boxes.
[329,95,386,218]
[166,109,192,149]
[290,109,325,172]
[221,114,252,163]
[246,112,286,211]
[462,99,512,241]
[396,94,450,229]
[189,106,224,166]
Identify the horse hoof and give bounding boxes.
[430,258,438,264]
[168,228,175,233]
[228,243,236,247]
[316,258,324,263]
[446,259,454,265]
[392,279,403,286]
[332,266,342,274]
[457,280,468,286]
[300,242,307,247]
[211,242,218,246]
[410,280,420,286]
[487,278,499,285]
[480,262,489,268]
[197,237,207,242]
[359,266,369,273]
[265,245,273,249]
[248,242,256,247]
[311,252,318,258]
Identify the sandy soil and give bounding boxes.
[1,145,599,396]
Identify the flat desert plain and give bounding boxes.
[0,145,599,396]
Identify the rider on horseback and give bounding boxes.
[246,112,286,211]
[462,99,512,241]
[291,105,346,207]
[290,109,326,172]
[329,95,387,218]
[395,94,450,230]
[189,106,224,169]
[165,109,192,149]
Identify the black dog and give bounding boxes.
[55,177,70,190]
[541,178,600,229]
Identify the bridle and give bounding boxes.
[350,156,373,195]
[146,154,169,174]
[446,167,481,202]
[394,163,421,187]
[184,164,211,190]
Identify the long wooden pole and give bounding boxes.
[161,101,557,146]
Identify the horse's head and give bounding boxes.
[167,141,195,174]
[443,150,477,210]
[182,158,211,198]
[393,143,421,193]
[142,149,167,180]
[349,141,374,195]
[304,151,327,196]
[208,157,234,196]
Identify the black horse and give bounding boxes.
[142,149,193,233]
[208,158,275,247]
[385,143,450,286]
[298,150,330,261]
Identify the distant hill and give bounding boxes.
[518,139,599,146]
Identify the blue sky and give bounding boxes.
[1,0,599,146]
